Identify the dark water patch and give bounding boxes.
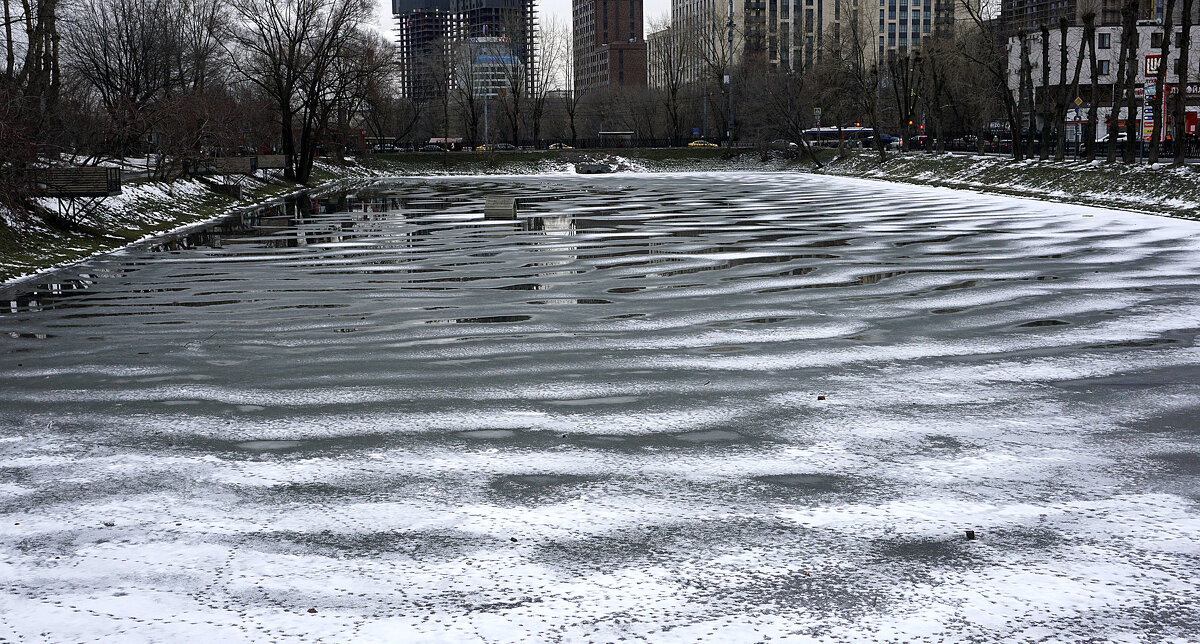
[1018,319,1070,327]
[922,434,966,450]
[1151,452,1200,475]
[871,536,968,565]
[424,315,532,324]
[674,429,745,443]
[1082,337,1179,350]
[933,279,980,291]
[248,528,485,559]
[487,473,607,503]
[753,473,859,493]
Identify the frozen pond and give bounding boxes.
[2,172,1199,642]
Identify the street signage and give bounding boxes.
[1145,54,1162,78]
[814,108,822,118]
[1074,97,1083,106]
[1134,83,1200,97]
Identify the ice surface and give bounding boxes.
[1,173,1199,642]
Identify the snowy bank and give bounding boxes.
[818,153,1200,221]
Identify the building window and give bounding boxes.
[1151,32,1163,48]
[1097,59,1111,75]
[1098,32,1111,49]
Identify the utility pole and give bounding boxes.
[727,0,735,145]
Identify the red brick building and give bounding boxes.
[573,0,648,93]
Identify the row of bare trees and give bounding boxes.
[2,0,396,203]
[999,0,1198,165]
[6,0,1198,214]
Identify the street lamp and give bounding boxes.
[726,0,735,145]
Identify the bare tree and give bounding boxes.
[1149,0,1177,163]
[756,65,823,165]
[1081,3,1100,161]
[226,0,373,182]
[1120,0,1140,161]
[528,15,567,146]
[956,0,1023,159]
[889,52,921,152]
[1,0,60,212]
[64,0,225,159]
[647,16,688,145]
[449,37,486,147]
[691,6,740,142]
[1175,0,1195,165]
[496,9,533,145]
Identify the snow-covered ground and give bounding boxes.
[1,173,1198,642]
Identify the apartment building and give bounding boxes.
[393,0,537,99]
[573,0,648,93]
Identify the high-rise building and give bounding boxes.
[392,0,537,100]
[877,0,965,60]
[997,0,1188,33]
[660,0,974,79]
[573,0,648,93]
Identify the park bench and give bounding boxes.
[190,157,258,176]
[256,155,286,170]
[27,167,122,197]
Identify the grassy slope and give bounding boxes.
[0,164,363,284]
[816,153,1200,220]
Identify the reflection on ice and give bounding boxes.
[2,173,1200,642]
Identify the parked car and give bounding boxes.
[372,143,398,152]
[688,140,718,148]
[769,139,798,149]
[494,143,517,151]
[420,144,445,152]
[877,134,900,150]
[548,142,574,149]
[907,135,933,150]
[982,139,1012,153]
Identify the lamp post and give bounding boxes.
[726,0,735,145]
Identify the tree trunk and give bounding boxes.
[1040,24,1052,160]
[1085,18,1099,161]
[1150,0,1177,163]
[1108,12,1130,163]
[1017,33,1031,160]
[1176,0,1195,165]
[281,109,297,181]
[1122,0,1140,162]
[1054,19,1073,161]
